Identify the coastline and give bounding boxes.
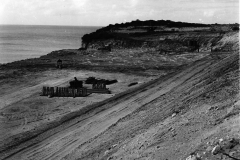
[0,25,101,64]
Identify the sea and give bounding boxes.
[0,25,100,64]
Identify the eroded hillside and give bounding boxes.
[75,53,239,160]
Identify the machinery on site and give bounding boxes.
[41,77,114,98]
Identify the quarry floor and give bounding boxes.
[0,51,239,160]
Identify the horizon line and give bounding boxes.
[0,24,104,27]
[0,19,239,27]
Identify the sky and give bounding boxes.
[0,0,239,26]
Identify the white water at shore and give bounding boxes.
[0,25,100,64]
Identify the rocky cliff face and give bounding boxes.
[85,31,239,53]
[81,20,239,53]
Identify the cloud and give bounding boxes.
[115,11,129,17]
[203,9,216,17]
[0,0,238,25]
[129,0,139,7]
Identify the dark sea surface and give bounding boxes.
[0,25,100,64]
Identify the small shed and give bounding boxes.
[57,59,62,69]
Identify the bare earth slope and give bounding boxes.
[0,52,238,160]
[0,22,239,160]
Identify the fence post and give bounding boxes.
[82,88,87,96]
[72,89,76,98]
[102,83,106,89]
[79,88,82,96]
[42,87,46,96]
[64,88,67,97]
[46,87,50,95]
[60,87,63,97]
[50,87,54,96]
[68,88,71,97]
[66,88,69,97]
[55,87,58,96]
[42,87,90,97]
[62,87,64,97]
[81,88,84,96]
[69,88,72,97]
[67,88,69,97]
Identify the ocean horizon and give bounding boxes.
[0,25,100,64]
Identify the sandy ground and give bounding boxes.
[0,52,238,160]
[0,69,155,148]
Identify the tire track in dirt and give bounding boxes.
[0,58,216,160]
[0,70,174,159]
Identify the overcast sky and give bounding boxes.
[0,0,239,26]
